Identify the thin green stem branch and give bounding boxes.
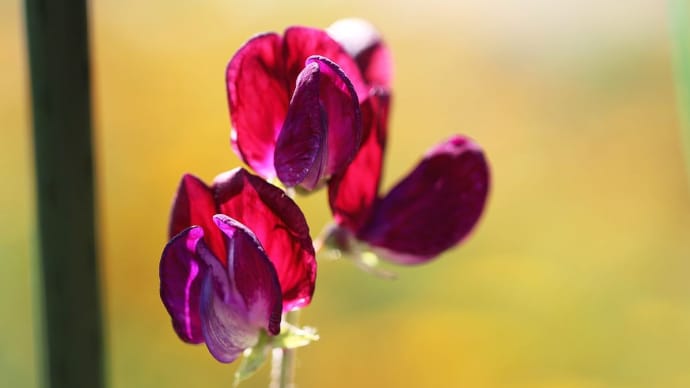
[270,310,301,388]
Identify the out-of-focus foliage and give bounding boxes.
[2,0,689,387]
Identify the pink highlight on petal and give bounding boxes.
[160,226,209,344]
[184,260,200,340]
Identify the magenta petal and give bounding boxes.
[168,174,226,265]
[213,168,316,311]
[358,136,490,264]
[327,18,393,89]
[160,226,222,344]
[283,26,368,101]
[226,32,288,179]
[275,56,361,190]
[328,90,390,231]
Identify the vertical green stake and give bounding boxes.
[670,0,690,180]
[24,1,104,387]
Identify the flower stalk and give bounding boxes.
[270,309,301,388]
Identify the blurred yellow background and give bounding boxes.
[3,0,690,387]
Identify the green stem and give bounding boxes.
[24,1,103,388]
[270,310,301,388]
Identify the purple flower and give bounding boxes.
[160,168,316,362]
[227,27,367,190]
[326,19,490,264]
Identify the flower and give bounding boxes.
[227,27,368,190]
[160,168,316,362]
[160,215,281,362]
[326,19,490,264]
[168,167,316,310]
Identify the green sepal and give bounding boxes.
[272,323,320,349]
[233,331,271,387]
[350,251,397,280]
[318,224,398,279]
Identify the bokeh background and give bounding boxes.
[3,0,690,387]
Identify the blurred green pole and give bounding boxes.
[24,1,104,388]
[670,0,690,180]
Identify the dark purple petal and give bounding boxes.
[283,26,368,101]
[199,271,255,363]
[160,226,224,344]
[226,33,288,179]
[198,216,283,363]
[275,56,362,190]
[327,18,393,89]
[358,136,490,264]
[212,168,316,312]
[168,174,226,264]
[328,90,390,231]
[214,215,282,334]
[274,61,325,188]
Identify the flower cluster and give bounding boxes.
[160,18,490,369]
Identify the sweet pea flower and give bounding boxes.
[160,168,316,362]
[326,20,490,264]
[227,27,368,190]
[160,216,281,362]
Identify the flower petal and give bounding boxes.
[328,90,390,231]
[199,216,283,363]
[226,32,288,179]
[168,174,226,264]
[358,136,490,264]
[275,56,362,190]
[327,18,393,89]
[215,215,282,334]
[212,168,316,311]
[199,270,255,363]
[273,61,325,189]
[160,226,223,344]
[283,26,368,101]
